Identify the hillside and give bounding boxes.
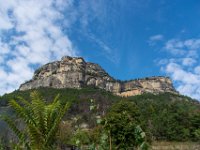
[0,87,199,145]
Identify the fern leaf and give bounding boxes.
[0,115,31,150]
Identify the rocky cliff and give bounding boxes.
[19,56,178,96]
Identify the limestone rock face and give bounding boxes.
[19,56,178,96]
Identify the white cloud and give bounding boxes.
[149,34,164,45]
[164,39,186,55]
[0,0,77,95]
[159,38,200,100]
[165,63,200,84]
[194,66,200,74]
[182,58,196,66]
[149,34,163,41]
[164,38,200,56]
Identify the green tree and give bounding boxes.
[0,91,69,150]
[91,100,148,150]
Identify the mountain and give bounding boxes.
[19,56,177,97]
[0,56,200,148]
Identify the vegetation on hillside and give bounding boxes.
[0,87,199,149]
[129,93,200,141]
[100,100,148,149]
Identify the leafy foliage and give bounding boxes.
[0,88,200,145]
[102,100,148,149]
[0,91,69,150]
[129,93,200,142]
[73,99,148,150]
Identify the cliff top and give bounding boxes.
[19,56,178,96]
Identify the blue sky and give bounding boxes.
[1,0,200,100]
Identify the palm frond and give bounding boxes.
[45,102,70,146]
[1,91,70,149]
[0,115,30,150]
[9,100,36,126]
[31,91,46,135]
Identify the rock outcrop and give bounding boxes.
[19,56,178,97]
